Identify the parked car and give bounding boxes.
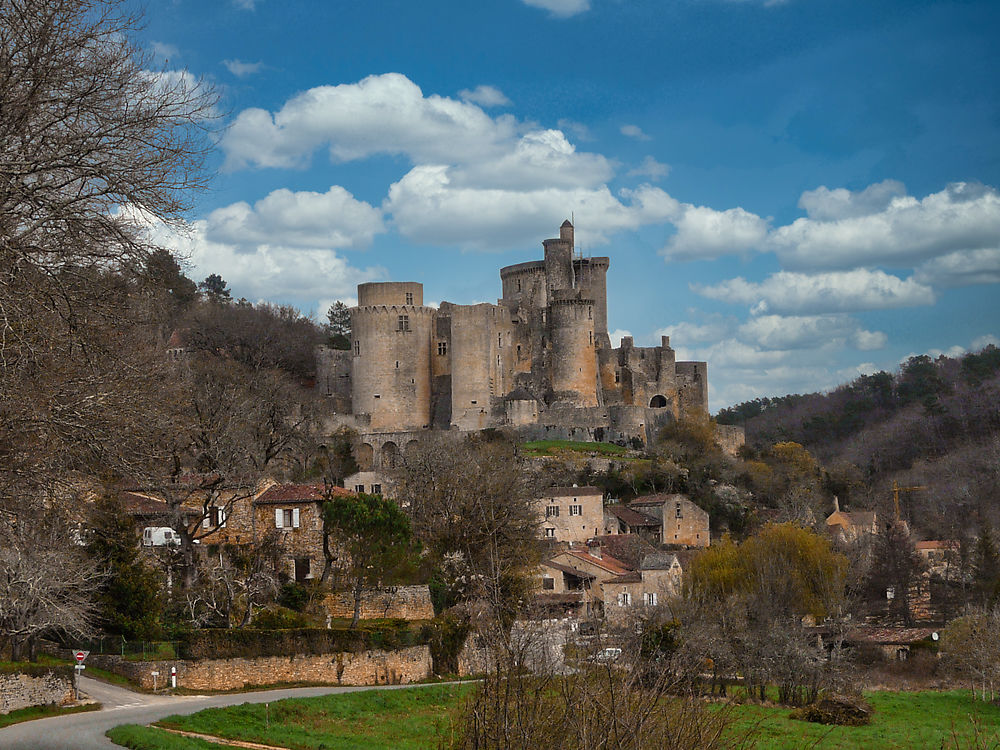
[142,526,181,547]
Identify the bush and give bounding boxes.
[277,583,310,612]
[424,614,470,675]
[177,625,430,660]
[250,606,310,630]
[791,694,873,726]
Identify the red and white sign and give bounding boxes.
[74,650,89,663]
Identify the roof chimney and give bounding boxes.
[587,539,602,559]
[833,495,840,513]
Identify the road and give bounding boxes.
[0,675,418,749]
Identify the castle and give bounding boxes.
[318,221,709,467]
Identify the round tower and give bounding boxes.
[351,282,433,430]
[543,220,575,292]
[549,295,598,406]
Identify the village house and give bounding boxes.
[627,494,710,547]
[343,470,393,498]
[915,540,961,577]
[602,550,701,623]
[251,482,355,583]
[537,486,605,544]
[603,503,661,542]
[825,498,878,544]
[547,540,633,617]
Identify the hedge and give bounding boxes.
[0,662,73,679]
[177,625,432,660]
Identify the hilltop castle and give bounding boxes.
[318,221,710,466]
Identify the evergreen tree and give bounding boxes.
[199,273,232,303]
[973,521,1000,606]
[325,301,352,349]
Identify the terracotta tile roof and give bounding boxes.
[916,540,959,551]
[630,493,688,507]
[166,328,187,348]
[546,486,604,497]
[120,492,171,517]
[827,510,877,527]
[587,534,658,570]
[606,504,659,527]
[543,560,597,580]
[562,548,632,576]
[254,483,354,505]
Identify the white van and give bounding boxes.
[142,527,181,547]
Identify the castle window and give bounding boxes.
[675,502,682,518]
[589,331,593,345]
[395,361,399,369]
[397,314,410,332]
[374,394,380,399]
[497,354,501,368]
[470,400,477,405]
[498,333,502,348]
[588,307,592,319]
[517,279,522,291]
[615,371,620,383]
[438,342,447,355]
[405,292,413,305]
[517,345,521,357]
[354,340,360,356]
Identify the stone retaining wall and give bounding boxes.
[89,645,432,691]
[322,585,434,621]
[0,670,74,714]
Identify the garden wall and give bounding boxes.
[89,645,432,691]
[0,669,74,714]
[322,585,434,621]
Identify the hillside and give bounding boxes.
[716,347,1000,537]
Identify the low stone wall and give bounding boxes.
[0,670,74,714]
[89,645,432,691]
[322,585,434,621]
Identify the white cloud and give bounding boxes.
[205,185,385,250]
[458,85,511,107]
[627,156,670,181]
[521,0,591,17]
[557,118,592,142]
[608,329,633,346]
[620,124,651,141]
[695,269,935,315]
[233,0,257,9]
[654,318,733,345]
[146,219,385,303]
[662,204,769,261]
[385,168,678,250]
[223,59,264,77]
[798,179,906,221]
[914,247,1000,287]
[771,182,1000,270]
[151,42,179,61]
[972,334,1000,350]
[737,314,886,352]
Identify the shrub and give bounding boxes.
[177,625,429,660]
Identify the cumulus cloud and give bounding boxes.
[205,186,385,250]
[627,156,670,181]
[654,318,733,345]
[737,314,886,351]
[608,329,633,347]
[385,168,678,250]
[770,182,1000,270]
[146,219,385,303]
[521,0,590,17]
[662,204,769,261]
[694,269,935,315]
[798,179,906,221]
[914,247,1000,287]
[458,85,511,107]
[620,124,651,141]
[223,59,264,77]
[151,41,179,61]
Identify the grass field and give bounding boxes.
[0,702,100,729]
[520,439,630,458]
[107,685,1000,749]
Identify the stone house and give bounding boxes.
[915,540,961,577]
[825,503,878,544]
[548,541,633,617]
[603,503,661,542]
[535,560,595,618]
[252,483,355,583]
[343,470,393,498]
[628,494,710,547]
[537,485,605,543]
[602,552,687,623]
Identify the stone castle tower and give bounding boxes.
[318,221,709,454]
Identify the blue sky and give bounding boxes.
[141,0,1000,411]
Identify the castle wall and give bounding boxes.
[357,281,423,307]
[449,303,510,430]
[675,361,709,416]
[316,346,353,412]
[573,257,610,348]
[549,296,598,406]
[351,296,433,431]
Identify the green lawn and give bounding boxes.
[106,686,1000,750]
[520,439,629,458]
[0,702,100,729]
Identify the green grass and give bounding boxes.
[106,686,1000,750]
[86,664,139,689]
[0,702,100,729]
[724,690,1000,749]
[106,725,223,749]
[520,439,630,458]
[150,683,473,750]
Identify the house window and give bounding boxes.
[675,502,682,519]
[355,485,365,493]
[545,528,555,538]
[275,507,300,529]
[202,506,227,529]
[542,577,554,590]
[354,340,360,355]
[294,557,312,582]
[644,592,658,606]
[397,314,410,332]
[569,505,582,516]
[615,371,620,383]
[545,505,560,518]
[373,484,382,495]
[438,342,447,355]
[405,292,413,305]
[617,592,632,607]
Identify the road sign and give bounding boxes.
[74,650,89,663]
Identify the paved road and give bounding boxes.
[0,675,417,749]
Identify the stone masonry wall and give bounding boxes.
[89,645,431,691]
[0,670,74,714]
[322,585,434,621]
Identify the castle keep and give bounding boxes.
[319,221,708,464]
